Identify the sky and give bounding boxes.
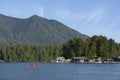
[0,0,120,42]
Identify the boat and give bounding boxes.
[28,63,40,67]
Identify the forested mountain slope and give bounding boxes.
[0,14,88,45]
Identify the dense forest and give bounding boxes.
[63,35,120,60]
[0,35,120,62]
[0,45,62,62]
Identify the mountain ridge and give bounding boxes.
[0,14,88,45]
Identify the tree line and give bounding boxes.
[0,45,62,62]
[0,35,120,62]
[63,35,120,60]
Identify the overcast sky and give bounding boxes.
[0,0,120,42]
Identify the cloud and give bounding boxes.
[85,7,105,25]
[52,7,120,42]
[53,7,105,27]
[53,8,86,28]
[85,16,120,42]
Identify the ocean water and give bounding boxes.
[0,63,120,80]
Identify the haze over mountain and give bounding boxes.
[0,14,88,45]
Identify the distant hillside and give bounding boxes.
[0,14,88,45]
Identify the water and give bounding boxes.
[0,63,120,80]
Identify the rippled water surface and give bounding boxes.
[0,63,120,80]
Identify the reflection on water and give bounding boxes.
[0,63,120,80]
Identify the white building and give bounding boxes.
[56,57,65,63]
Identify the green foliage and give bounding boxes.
[62,35,120,60]
[62,38,84,59]
[84,36,110,59]
[0,15,119,62]
[0,45,62,62]
[0,35,120,62]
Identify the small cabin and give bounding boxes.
[56,57,65,63]
[65,59,72,63]
[95,57,102,63]
[88,58,95,63]
[103,59,113,63]
[72,57,85,63]
[0,60,4,63]
[113,56,120,62]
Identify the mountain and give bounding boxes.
[0,14,88,45]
